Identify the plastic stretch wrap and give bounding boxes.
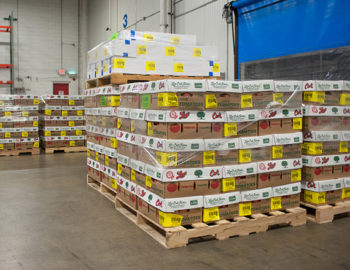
[85,79,308,226]
[39,95,86,149]
[87,30,220,79]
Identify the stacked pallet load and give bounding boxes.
[114,79,306,230]
[39,95,86,154]
[0,95,40,156]
[301,80,350,223]
[86,29,220,84]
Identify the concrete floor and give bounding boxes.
[0,153,350,270]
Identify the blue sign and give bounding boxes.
[123,14,128,29]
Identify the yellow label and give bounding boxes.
[239,202,252,216]
[87,149,90,157]
[33,121,38,127]
[131,169,136,182]
[273,93,284,104]
[304,190,325,204]
[0,144,3,150]
[61,131,66,136]
[339,141,348,153]
[77,110,83,116]
[222,177,235,192]
[5,132,11,138]
[174,63,184,73]
[158,93,178,107]
[293,117,302,130]
[118,164,122,175]
[69,140,76,147]
[96,65,99,75]
[107,96,120,107]
[271,197,282,210]
[213,63,220,72]
[114,58,125,69]
[147,122,153,136]
[203,151,215,165]
[110,178,118,189]
[103,62,107,73]
[340,93,350,105]
[110,138,117,148]
[146,175,152,188]
[44,110,52,116]
[62,110,68,116]
[33,99,39,105]
[5,111,11,117]
[75,130,82,136]
[203,207,220,222]
[22,132,28,138]
[291,169,301,182]
[68,121,75,126]
[143,33,154,41]
[171,36,180,45]
[0,123,2,128]
[145,61,156,71]
[272,145,283,159]
[241,94,253,108]
[0,101,3,106]
[193,48,202,57]
[159,211,183,227]
[137,45,147,55]
[304,91,325,103]
[239,149,252,163]
[156,152,177,166]
[130,120,135,132]
[69,99,75,106]
[95,151,99,161]
[105,155,109,166]
[22,111,29,117]
[103,47,107,56]
[302,142,323,155]
[205,94,217,108]
[165,46,175,56]
[224,123,237,137]
[342,188,350,199]
[33,142,39,148]
[117,118,121,129]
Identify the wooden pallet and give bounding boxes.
[0,148,40,156]
[114,196,307,249]
[42,146,86,154]
[86,73,221,89]
[86,175,101,191]
[300,201,350,224]
[86,175,117,203]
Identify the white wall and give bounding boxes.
[87,0,234,80]
[0,0,81,95]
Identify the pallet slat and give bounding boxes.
[0,149,40,156]
[42,146,86,154]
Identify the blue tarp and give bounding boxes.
[232,0,350,64]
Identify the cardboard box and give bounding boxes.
[302,141,347,156]
[302,165,344,181]
[205,92,241,110]
[223,122,258,138]
[302,189,342,205]
[303,116,341,131]
[118,141,138,160]
[258,168,301,188]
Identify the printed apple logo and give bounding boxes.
[131,195,136,203]
[260,121,269,129]
[167,183,178,192]
[170,124,181,133]
[314,168,322,175]
[311,118,319,126]
[138,198,142,207]
[344,165,350,172]
[213,123,221,132]
[210,180,220,189]
[260,174,268,181]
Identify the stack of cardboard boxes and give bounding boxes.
[301,80,350,205]
[0,95,40,154]
[106,79,303,227]
[87,30,220,79]
[39,95,86,150]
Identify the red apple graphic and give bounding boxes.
[138,199,142,207]
[131,195,136,203]
[260,174,268,181]
[213,123,221,132]
[181,92,192,97]
[260,121,269,130]
[344,165,350,172]
[311,118,319,126]
[210,180,220,189]
[314,168,322,175]
[170,124,181,133]
[167,183,178,192]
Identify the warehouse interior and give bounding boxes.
[1,0,350,269]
